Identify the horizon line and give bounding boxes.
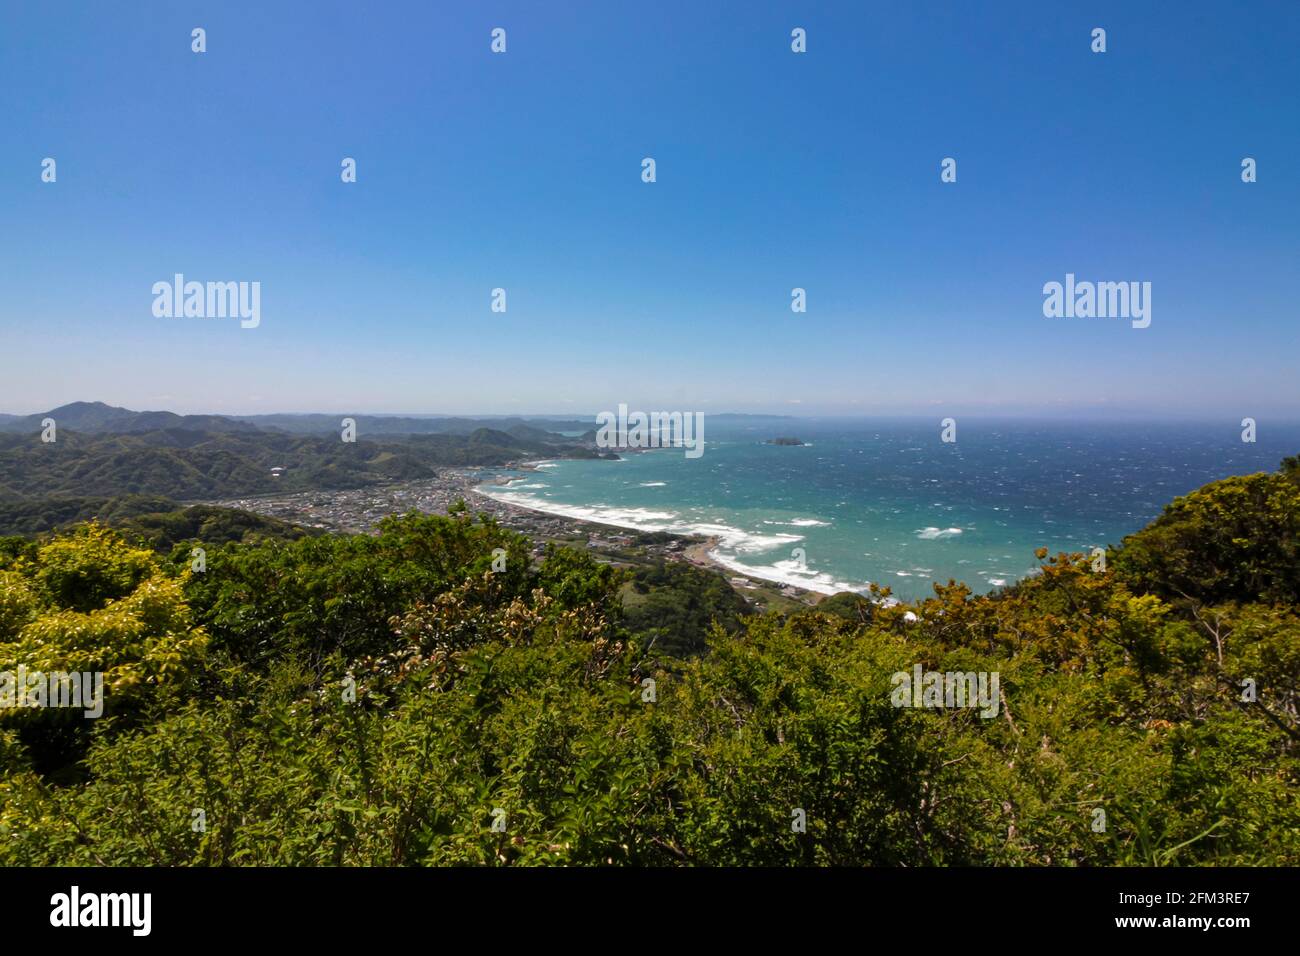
[4,401,1300,427]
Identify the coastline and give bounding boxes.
[477,462,872,599]
[471,478,828,609]
[208,467,826,609]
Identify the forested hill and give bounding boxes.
[0,496,320,546]
[0,402,600,511]
[0,401,260,435]
[0,456,1296,866]
[0,402,592,438]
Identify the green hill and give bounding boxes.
[0,405,599,514]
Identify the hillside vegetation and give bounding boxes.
[0,460,1296,865]
[0,403,600,519]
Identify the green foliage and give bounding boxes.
[0,536,38,568]
[183,510,533,670]
[0,525,207,777]
[1111,466,1300,605]
[30,523,157,613]
[811,590,877,625]
[1,462,1297,866]
[115,505,319,551]
[623,560,751,657]
[0,495,178,537]
[535,544,626,612]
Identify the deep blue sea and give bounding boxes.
[479,418,1300,601]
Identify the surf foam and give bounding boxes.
[916,527,964,540]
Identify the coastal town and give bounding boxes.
[208,468,821,612]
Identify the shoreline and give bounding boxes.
[475,465,851,600]
[207,468,826,607]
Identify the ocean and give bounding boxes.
[478,418,1300,601]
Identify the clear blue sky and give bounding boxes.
[1,1,1297,417]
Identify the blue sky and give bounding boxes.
[1,1,1297,417]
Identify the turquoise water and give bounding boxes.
[479,419,1300,601]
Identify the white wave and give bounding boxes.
[685,522,803,553]
[480,486,679,528]
[707,549,866,596]
[639,481,667,487]
[916,526,964,540]
[476,482,994,599]
[477,485,798,554]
